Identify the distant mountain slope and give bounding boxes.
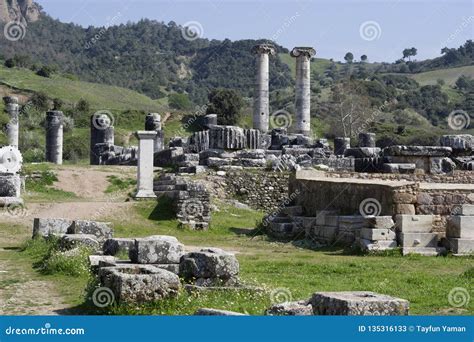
[408,65,474,86]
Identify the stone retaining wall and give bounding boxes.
[325,171,474,184]
[223,170,290,211]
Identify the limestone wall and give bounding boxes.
[222,171,290,211]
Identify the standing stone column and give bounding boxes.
[291,47,316,136]
[358,132,376,148]
[2,96,19,148]
[135,131,157,199]
[253,44,275,133]
[334,137,351,155]
[90,113,115,165]
[45,111,64,165]
[145,113,164,153]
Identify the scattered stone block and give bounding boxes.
[460,204,474,216]
[402,247,446,256]
[69,220,113,243]
[103,238,135,256]
[447,238,474,255]
[363,216,395,229]
[129,236,184,264]
[310,291,409,315]
[399,233,438,247]
[99,265,180,303]
[32,218,73,238]
[89,255,116,273]
[447,217,474,239]
[179,248,239,287]
[359,239,397,251]
[360,228,396,241]
[265,300,313,316]
[393,204,416,215]
[395,215,433,233]
[338,216,365,229]
[60,234,100,251]
[194,308,246,316]
[315,210,338,226]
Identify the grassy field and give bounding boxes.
[408,65,474,86]
[0,65,165,112]
[10,197,473,315]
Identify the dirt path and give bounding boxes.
[0,165,136,315]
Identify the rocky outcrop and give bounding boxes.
[0,0,40,24]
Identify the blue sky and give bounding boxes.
[36,0,473,62]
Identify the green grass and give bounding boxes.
[22,165,77,202]
[0,65,164,112]
[105,175,136,194]
[408,65,474,86]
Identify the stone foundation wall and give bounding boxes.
[222,170,290,211]
[325,171,474,184]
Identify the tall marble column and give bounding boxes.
[291,47,316,136]
[253,44,275,133]
[135,131,157,199]
[145,113,164,153]
[3,96,19,148]
[45,111,64,165]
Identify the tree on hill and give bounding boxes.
[360,55,368,63]
[402,47,417,61]
[344,52,354,63]
[206,88,243,125]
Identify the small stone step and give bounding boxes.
[399,233,438,247]
[402,247,446,256]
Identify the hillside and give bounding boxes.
[408,65,474,86]
[0,63,166,112]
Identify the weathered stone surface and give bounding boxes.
[402,247,446,256]
[209,125,247,150]
[440,134,473,154]
[447,216,474,239]
[310,291,409,315]
[32,218,73,238]
[363,216,395,229]
[344,147,381,158]
[129,236,185,264]
[446,238,474,255]
[382,163,416,174]
[358,133,376,148]
[194,308,246,316]
[359,239,397,251]
[99,265,180,303]
[395,215,433,233]
[69,220,113,243]
[265,300,313,316]
[60,234,100,251]
[393,204,416,215]
[103,238,135,256]
[338,216,365,229]
[360,228,396,241]
[334,137,350,155]
[384,145,452,157]
[179,248,239,286]
[460,204,474,216]
[399,233,438,247]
